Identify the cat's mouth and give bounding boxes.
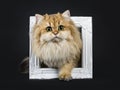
[51,36,62,42]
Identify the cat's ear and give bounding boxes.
[62,10,70,18]
[35,14,44,25]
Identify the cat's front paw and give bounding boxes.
[58,71,72,81]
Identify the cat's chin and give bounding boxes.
[51,37,63,43]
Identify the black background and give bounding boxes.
[0,0,120,89]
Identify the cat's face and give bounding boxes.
[34,10,75,43]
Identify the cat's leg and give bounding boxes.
[58,62,75,81]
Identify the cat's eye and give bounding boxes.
[58,25,64,31]
[46,26,52,32]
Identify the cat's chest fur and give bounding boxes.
[39,40,77,68]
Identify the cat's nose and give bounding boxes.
[53,31,58,35]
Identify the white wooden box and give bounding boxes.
[29,16,93,79]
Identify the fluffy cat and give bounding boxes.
[31,10,82,81]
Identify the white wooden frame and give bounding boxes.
[29,16,93,79]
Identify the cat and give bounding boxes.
[20,10,82,81]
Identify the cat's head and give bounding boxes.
[33,10,78,43]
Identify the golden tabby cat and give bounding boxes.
[31,10,82,81]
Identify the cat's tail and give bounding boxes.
[19,57,29,74]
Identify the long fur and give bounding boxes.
[32,11,82,68]
[30,10,82,80]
